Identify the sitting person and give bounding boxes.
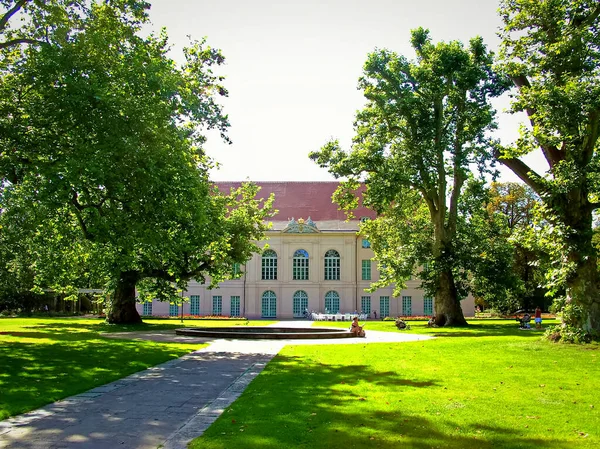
[350,317,365,337]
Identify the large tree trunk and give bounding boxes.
[563,202,600,333]
[566,255,600,332]
[431,209,468,327]
[106,270,142,324]
[434,269,468,327]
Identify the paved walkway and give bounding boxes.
[0,322,431,449]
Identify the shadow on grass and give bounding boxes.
[315,320,558,339]
[428,321,554,338]
[0,332,197,420]
[0,351,270,449]
[25,320,185,334]
[192,353,574,449]
[22,319,263,337]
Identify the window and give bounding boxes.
[424,297,434,315]
[293,290,309,317]
[169,303,178,317]
[324,290,340,313]
[212,296,222,315]
[261,290,277,318]
[324,249,340,280]
[261,249,278,280]
[142,301,152,316]
[402,296,412,316]
[190,295,200,315]
[293,249,309,280]
[380,296,390,318]
[362,260,371,280]
[230,296,240,317]
[232,263,241,277]
[361,296,371,314]
[360,218,371,248]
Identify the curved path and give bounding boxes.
[0,323,431,449]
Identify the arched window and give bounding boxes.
[261,290,277,318]
[293,290,308,317]
[324,249,340,280]
[262,249,278,280]
[325,291,340,314]
[293,249,309,280]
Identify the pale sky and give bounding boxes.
[147,0,544,182]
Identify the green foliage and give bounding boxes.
[514,203,573,298]
[545,302,600,343]
[469,182,550,314]
[459,201,523,314]
[545,324,597,344]
[360,190,431,296]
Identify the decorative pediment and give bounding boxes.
[282,217,319,233]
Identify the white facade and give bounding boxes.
[137,224,475,319]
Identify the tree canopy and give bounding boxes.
[0,0,273,323]
[496,0,600,338]
[311,28,508,326]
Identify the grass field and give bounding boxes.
[190,319,599,449]
[0,317,272,420]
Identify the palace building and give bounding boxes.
[136,182,475,319]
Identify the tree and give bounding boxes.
[496,0,600,337]
[460,182,542,314]
[484,182,549,312]
[487,182,536,232]
[0,1,273,324]
[0,1,148,50]
[0,193,107,312]
[310,28,508,326]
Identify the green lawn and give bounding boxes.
[190,320,599,449]
[0,317,252,420]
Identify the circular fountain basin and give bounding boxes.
[175,326,357,340]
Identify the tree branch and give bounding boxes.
[571,3,600,29]
[143,261,210,283]
[0,37,45,49]
[70,193,92,240]
[433,97,445,214]
[417,185,437,216]
[0,0,29,33]
[583,108,600,165]
[495,151,546,195]
[448,93,466,238]
[587,201,600,212]
[511,74,564,169]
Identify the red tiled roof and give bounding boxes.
[215,181,376,222]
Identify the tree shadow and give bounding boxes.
[192,353,576,449]
[0,332,198,420]
[0,351,270,449]
[316,320,556,339]
[428,321,554,338]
